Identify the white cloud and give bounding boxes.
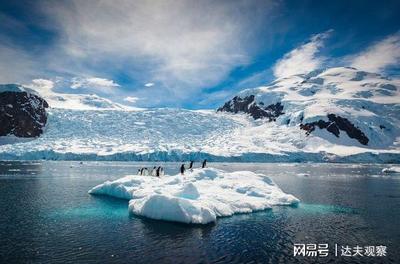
[86,77,120,88]
[0,1,284,107]
[350,33,400,72]
[41,0,279,98]
[71,77,120,91]
[30,79,54,90]
[124,96,139,103]
[273,30,332,78]
[24,79,55,94]
[144,82,154,87]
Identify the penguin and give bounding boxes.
[180,164,185,175]
[202,159,207,168]
[189,161,194,170]
[156,166,161,177]
[151,166,157,176]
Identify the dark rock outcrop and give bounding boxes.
[217,95,284,121]
[0,91,49,137]
[300,114,369,145]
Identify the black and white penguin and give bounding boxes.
[180,164,185,175]
[202,159,207,168]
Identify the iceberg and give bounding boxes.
[382,166,400,173]
[89,168,299,224]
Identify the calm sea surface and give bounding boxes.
[0,161,399,263]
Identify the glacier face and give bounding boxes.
[0,67,399,162]
[0,106,398,162]
[0,108,245,160]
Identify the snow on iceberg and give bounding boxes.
[382,166,400,173]
[89,168,299,224]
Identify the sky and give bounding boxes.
[0,0,399,109]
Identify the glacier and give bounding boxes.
[0,67,399,163]
[89,168,299,224]
[0,107,398,162]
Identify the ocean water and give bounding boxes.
[0,161,399,263]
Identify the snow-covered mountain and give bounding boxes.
[22,82,140,111]
[219,67,400,149]
[0,67,399,162]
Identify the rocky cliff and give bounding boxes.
[0,85,49,138]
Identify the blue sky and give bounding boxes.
[0,0,399,109]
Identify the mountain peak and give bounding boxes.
[0,83,143,111]
[218,67,400,148]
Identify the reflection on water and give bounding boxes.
[0,160,43,176]
[51,196,128,219]
[0,161,399,263]
[295,203,357,214]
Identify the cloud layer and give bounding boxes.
[41,0,278,98]
[273,30,332,78]
[350,33,400,72]
[0,1,399,109]
[124,96,139,104]
[71,77,120,93]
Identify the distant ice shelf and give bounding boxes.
[89,168,299,224]
[0,108,399,163]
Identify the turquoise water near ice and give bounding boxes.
[0,161,399,263]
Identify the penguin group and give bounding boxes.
[180,159,207,175]
[137,159,207,177]
[137,166,164,177]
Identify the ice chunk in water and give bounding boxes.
[89,168,299,224]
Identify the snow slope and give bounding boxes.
[89,168,299,224]
[220,67,400,151]
[0,67,399,162]
[21,82,141,111]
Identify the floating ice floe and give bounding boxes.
[382,166,400,173]
[89,168,299,224]
[296,173,310,178]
